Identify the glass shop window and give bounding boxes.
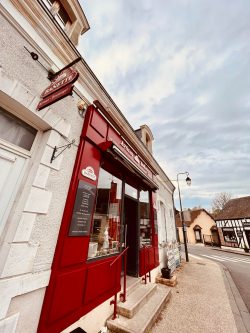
[125,183,138,199]
[223,229,237,242]
[0,107,37,150]
[88,168,122,259]
[139,190,151,246]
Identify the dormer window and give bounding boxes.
[135,125,154,154]
[145,133,151,150]
[43,0,71,30]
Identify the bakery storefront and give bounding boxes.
[38,103,159,333]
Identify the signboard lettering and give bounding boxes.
[69,180,96,236]
[37,67,79,111]
[41,68,79,98]
[81,166,97,181]
[120,140,153,179]
[37,84,73,111]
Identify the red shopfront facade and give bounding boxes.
[38,103,159,333]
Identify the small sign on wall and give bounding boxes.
[68,180,96,236]
[81,166,97,181]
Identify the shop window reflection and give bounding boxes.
[88,168,122,259]
[223,229,237,243]
[125,183,138,199]
[139,190,151,246]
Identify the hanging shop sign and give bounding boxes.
[37,68,79,110]
[37,84,73,111]
[68,180,96,236]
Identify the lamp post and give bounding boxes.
[176,172,191,262]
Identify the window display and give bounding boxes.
[139,190,151,246]
[88,168,122,259]
[223,228,237,242]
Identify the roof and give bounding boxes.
[215,196,250,220]
[175,209,214,227]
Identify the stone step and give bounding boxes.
[107,284,171,333]
[121,276,142,298]
[117,283,157,318]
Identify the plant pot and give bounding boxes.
[161,267,171,279]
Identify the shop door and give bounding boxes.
[195,229,202,243]
[124,195,139,277]
[211,230,221,247]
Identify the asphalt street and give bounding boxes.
[184,244,250,312]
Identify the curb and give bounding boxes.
[220,264,250,333]
[188,253,250,333]
[211,247,250,257]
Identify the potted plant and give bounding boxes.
[161,250,172,279]
[161,266,171,279]
[244,246,249,253]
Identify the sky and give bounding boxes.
[78,0,250,211]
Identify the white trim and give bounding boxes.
[0,313,19,333]
[0,270,50,319]
[0,1,63,69]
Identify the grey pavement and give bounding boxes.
[151,255,250,333]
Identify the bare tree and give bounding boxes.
[211,192,233,215]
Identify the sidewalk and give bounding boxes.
[151,256,250,333]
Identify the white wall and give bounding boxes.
[0,11,85,330]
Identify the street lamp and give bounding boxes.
[176,172,191,262]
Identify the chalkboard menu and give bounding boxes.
[69,180,96,236]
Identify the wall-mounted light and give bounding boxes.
[77,100,88,117]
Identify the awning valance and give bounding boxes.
[99,141,158,191]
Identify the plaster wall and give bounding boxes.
[7,288,46,333]
[178,211,215,244]
[156,181,176,243]
[156,179,176,270]
[0,12,85,331]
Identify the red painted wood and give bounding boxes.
[139,248,145,276]
[38,104,159,333]
[38,106,122,333]
[48,268,86,323]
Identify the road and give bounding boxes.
[183,244,250,312]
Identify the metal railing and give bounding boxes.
[142,270,151,284]
[110,247,129,319]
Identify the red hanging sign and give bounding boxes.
[37,68,79,111]
[37,84,74,111]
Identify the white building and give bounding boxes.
[0,1,178,332]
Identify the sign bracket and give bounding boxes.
[50,139,75,163]
[48,57,82,80]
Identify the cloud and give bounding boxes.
[79,0,250,210]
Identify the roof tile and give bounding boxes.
[215,196,250,220]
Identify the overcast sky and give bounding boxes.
[78,0,250,211]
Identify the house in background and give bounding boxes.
[176,209,220,246]
[215,196,250,252]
